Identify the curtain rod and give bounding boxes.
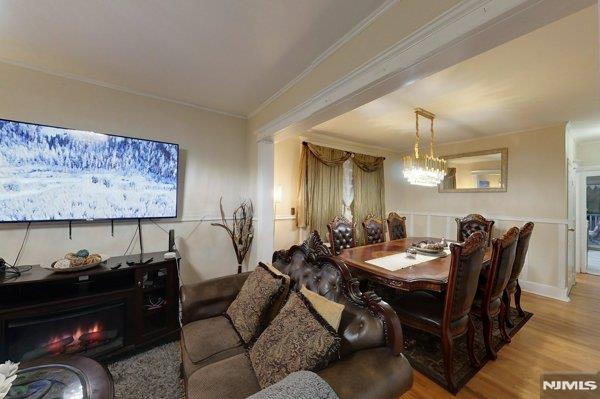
[302,141,386,160]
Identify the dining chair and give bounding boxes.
[473,226,519,361]
[394,231,487,392]
[387,212,407,240]
[503,222,534,327]
[456,214,495,246]
[327,215,357,255]
[362,214,386,245]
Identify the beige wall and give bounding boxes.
[274,136,303,250]
[386,125,567,219]
[0,62,250,284]
[576,139,600,166]
[248,0,461,132]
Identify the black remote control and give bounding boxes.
[110,263,122,270]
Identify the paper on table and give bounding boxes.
[366,249,451,271]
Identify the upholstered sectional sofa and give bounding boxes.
[180,232,413,398]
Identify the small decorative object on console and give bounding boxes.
[43,250,105,273]
[411,240,446,255]
[0,360,19,398]
[211,197,254,274]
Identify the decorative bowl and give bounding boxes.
[41,254,106,273]
[411,240,446,255]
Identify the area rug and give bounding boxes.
[107,341,184,399]
[401,307,533,393]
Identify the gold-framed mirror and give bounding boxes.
[438,148,508,193]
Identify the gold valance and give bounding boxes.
[303,142,385,171]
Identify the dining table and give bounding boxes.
[338,237,492,292]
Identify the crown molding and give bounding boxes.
[248,0,399,119]
[0,58,247,119]
[302,122,567,157]
[301,129,402,156]
[253,0,594,140]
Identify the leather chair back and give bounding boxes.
[485,227,519,303]
[272,231,403,357]
[327,216,357,255]
[444,231,486,330]
[362,214,386,245]
[387,212,407,240]
[509,222,534,284]
[456,214,495,246]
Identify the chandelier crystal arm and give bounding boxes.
[430,117,435,157]
[414,110,420,159]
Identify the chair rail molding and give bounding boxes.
[394,210,569,226]
[252,0,594,140]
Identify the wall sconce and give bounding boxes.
[273,185,283,204]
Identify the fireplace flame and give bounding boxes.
[46,321,104,353]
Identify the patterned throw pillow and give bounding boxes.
[226,263,290,345]
[300,286,344,331]
[249,292,341,389]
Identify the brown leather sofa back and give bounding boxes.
[272,231,403,357]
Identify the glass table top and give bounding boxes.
[7,364,88,399]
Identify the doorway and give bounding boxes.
[586,175,600,275]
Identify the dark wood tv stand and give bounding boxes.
[0,251,180,363]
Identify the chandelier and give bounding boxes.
[403,108,447,187]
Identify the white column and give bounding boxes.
[256,138,275,263]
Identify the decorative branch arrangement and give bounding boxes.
[211,198,254,274]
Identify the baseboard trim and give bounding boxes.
[519,280,570,302]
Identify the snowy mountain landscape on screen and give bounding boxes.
[0,120,178,221]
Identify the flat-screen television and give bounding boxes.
[0,118,179,222]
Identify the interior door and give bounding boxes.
[585,175,600,276]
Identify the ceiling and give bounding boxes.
[313,6,600,150]
[0,0,386,116]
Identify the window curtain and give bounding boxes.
[297,142,350,240]
[352,153,385,245]
[298,142,385,245]
[342,159,354,220]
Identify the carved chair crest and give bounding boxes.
[456,213,495,246]
[387,212,407,240]
[362,214,386,245]
[327,215,357,255]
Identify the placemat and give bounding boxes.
[366,249,450,271]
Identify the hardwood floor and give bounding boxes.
[403,273,600,398]
[587,250,600,274]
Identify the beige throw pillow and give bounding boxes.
[300,286,344,331]
[226,263,290,345]
[249,292,341,388]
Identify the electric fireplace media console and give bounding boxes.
[0,251,180,363]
